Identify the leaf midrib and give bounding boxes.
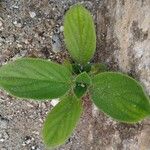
[0,76,71,84]
[44,104,74,139]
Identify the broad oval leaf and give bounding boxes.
[64,4,96,64]
[0,58,72,100]
[42,93,82,148]
[90,72,150,123]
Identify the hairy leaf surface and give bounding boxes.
[90,72,150,123]
[42,93,82,148]
[0,58,72,100]
[64,4,96,64]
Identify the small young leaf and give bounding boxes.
[74,72,91,98]
[90,72,150,123]
[82,63,91,73]
[75,72,91,85]
[64,4,96,64]
[72,63,82,74]
[91,63,107,74]
[42,93,82,148]
[72,63,91,75]
[0,58,72,100]
[74,83,87,98]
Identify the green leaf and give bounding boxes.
[42,93,82,148]
[63,59,73,73]
[82,63,91,73]
[74,72,91,98]
[64,4,96,64]
[91,63,108,75]
[72,63,82,74]
[72,63,91,75]
[0,58,72,100]
[74,83,87,98]
[90,72,150,123]
[75,72,91,85]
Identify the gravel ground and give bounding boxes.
[0,0,150,150]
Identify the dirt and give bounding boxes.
[0,0,150,150]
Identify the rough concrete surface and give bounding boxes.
[0,0,150,150]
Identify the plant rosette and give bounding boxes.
[0,4,150,149]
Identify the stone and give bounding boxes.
[51,34,62,53]
[59,26,64,32]
[0,18,4,30]
[29,12,36,18]
[0,20,3,27]
[0,116,9,129]
[13,21,22,28]
[0,131,9,142]
[50,98,59,107]
[96,0,150,94]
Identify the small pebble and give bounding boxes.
[12,5,19,9]
[17,44,23,48]
[0,20,3,27]
[20,50,27,56]
[13,21,22,28]
[51,34,61,53]
[0,20,4,30]
[0,117,8,129]
[60,26,64,32]
[31,146,35,149]
[24,39,29,44]
[0,132,9,142]
[29,12,36,18]
[1,148,7,150]
[0,138,5,142]
[51,98,59,106]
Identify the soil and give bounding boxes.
[0,0,150,150]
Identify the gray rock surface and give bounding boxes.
[0,0,150,150]
[96,0,150,94]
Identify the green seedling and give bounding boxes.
[0,4,150,148]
